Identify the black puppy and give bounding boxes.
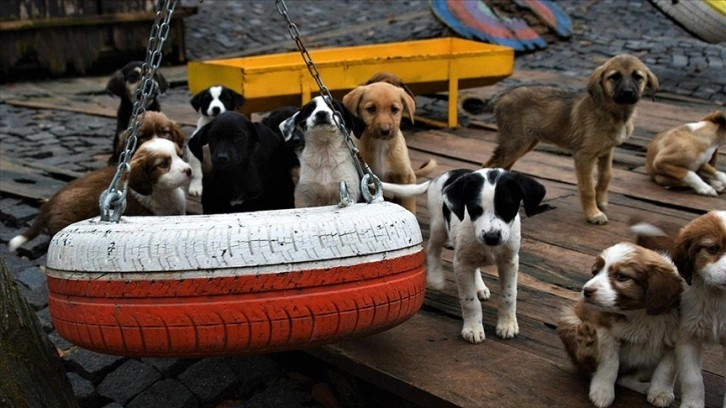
[188,111,297,214]
[106,61,169,163]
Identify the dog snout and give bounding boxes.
[314,110,330,124]
[215,153,230,166]
[583,287,596,299]
[212,106,221,116]
[183,167,192,178]
[614,87,639,105]
[482,231,502,246]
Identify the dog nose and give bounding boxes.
[183,167,192,178]
[314,111,329,123]
[212,106,221,115]
[482,231,501,245]
[216,153,229,164]
[583,287,596,299]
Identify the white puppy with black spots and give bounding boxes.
[381,168,549,343]
[188,85,245,196]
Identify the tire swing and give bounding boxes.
[44,0,426,358]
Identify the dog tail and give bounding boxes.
[413,159,438,178]
[381,180,431,198]
[627,216,680,255]
[8,211,48,253]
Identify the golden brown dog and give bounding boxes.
[646,110,726,196]
[115,111,186,161]
[343,78,436,213]
[484,54,658,225]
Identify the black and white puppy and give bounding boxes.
[187,111,296,214]
[106,61,168,164]
[187,85,245,196]
[279,96,365,207]
[381,168,549,343]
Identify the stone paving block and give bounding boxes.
[16,265,47,291]
[97,359,162,405]
[227,355,284,398]
[0,200,38,227]
[101,403,123,408]
[127,379,199,408]
[67,371,99,408]
[63,348,125,384]
[16,279,48,310]
[141,357,196,377]
[242,379,313,408]
[35,307,54,333]
[178,358,239,405]
[0,224,24,244]
[671,55,688,67]
[48,331,74,352]
[15,230,51,260]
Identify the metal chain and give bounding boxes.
[275,0,383,204]
[99,0,177,222]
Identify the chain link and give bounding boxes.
[275,0,383,204]
[100,0,177,222]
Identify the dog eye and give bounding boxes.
[632,73,644,82]
[590,264,599,276]
[614,272,630,282]
[391,106,400,114]
[608,72,622,82]
[705,245,720,255]
[365,106,376,114]
[158,158,170,169]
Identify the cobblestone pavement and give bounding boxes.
[1,1,724,407]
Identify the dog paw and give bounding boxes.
[678,401,703,408]
[477,285,491,301]
[596,200,608,212]
[647,389,674,407]
[495,316,519,339]
[695,184,718,196]
[710,179,725,193]
[576,322,597,349]
[588,212,609,225]
[188,179,203,197]
[426,270,446,291]
[589,385,615,408]
[461,322,486,344]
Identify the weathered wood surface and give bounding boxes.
[0,258,79,408]
[1,67,724,407]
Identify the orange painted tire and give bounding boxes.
[45,202,425,358]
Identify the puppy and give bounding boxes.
[279,96,365,207]
[557,243,683,408]
[106,61,168,163]
[484,54,658,225]
[670,211,726,408]
[8,138,191,253]
[646,110,726,196]
[364,71,415,103]
[261,106,303,186]
[114,111,186,161]
[188,111,297,214]
[379,168,549,343]
[343,80,437,213]
[187,85,246,196]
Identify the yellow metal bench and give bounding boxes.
[187,37,514,128]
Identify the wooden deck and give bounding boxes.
[1,67,724,407]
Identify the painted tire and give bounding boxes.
[45,202,425,358]
[649,0,726,44]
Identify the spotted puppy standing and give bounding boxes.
[188,85,245,196]
[380,168,549,343]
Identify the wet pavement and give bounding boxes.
[1,1,724,407]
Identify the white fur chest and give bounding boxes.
[680,285,726,344]
[614,310,679,368]
[131,188,186,215]
[693,145,718,170]
[614,125,629,144]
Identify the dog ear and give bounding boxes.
[671,234,694,285]
[587,64,607,105]
[342,86,366,118]
[127,152,153,195]
[169,121,187,150]
[509,172,550,217]
[332,99,366,138]
[400,89,416,124]
[106,70,126,98]
[279,112,300,142]
[442,172,482,221]
[643,66,658,101]
[644,263,683,315]
[230,89,245,110]
[154,70,169,94]
[250,121,282,160]
[190,90,205,112]
[188,124,209,163]
[704,110,726,127]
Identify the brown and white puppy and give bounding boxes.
[669,211,726,408]
[646,110,726,196]
[114,111,186,162]
[557,243,683,408]
[8,138,191,253]
[343,79,437,214]
[485,54,658,225]
[106,61,168,163]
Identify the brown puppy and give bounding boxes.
[115,111,186,161]
[343,80,436,213]
[364,71,415,101]
[646,110,726,196]
[485,54,658,225]
[8,138,192,253]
